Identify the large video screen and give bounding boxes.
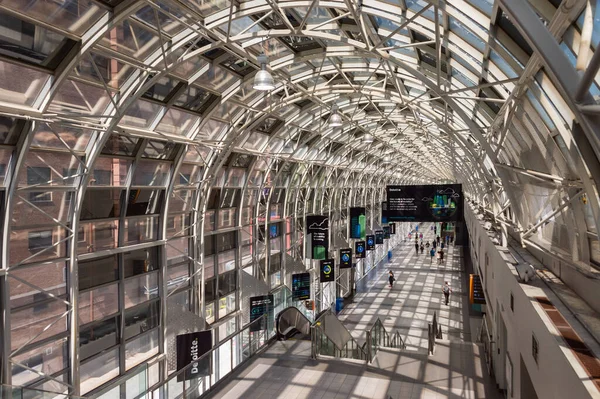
[349,207,366,239]
[386,184,463,222]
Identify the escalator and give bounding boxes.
[276,306,312,340]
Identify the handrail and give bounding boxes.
[365,318,406,361]
[0,384,85,399]
[428,312,443,355]
[310,310,369,361]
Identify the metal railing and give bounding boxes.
[145,314,273,399]
[366,318,406,362]
[428,312,443,355]
[0,385,85,399]
[310,309,369,361]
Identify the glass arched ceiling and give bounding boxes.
[1,1,600,258]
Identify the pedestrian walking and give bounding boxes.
[436,236,440,245]
[440,241,445,250]
[450,235,454,244]
[420,243,424,254]
[442,281,452,305]
[438,249,444,264]
[419,233,423,240]
[432,240,437,249]
[425,241,430,248]
[415,241,419,254]
[388,271,395,288]
[430,247,435,263]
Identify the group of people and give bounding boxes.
[388,272,453,306]
[414,233,453,264]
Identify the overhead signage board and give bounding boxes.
[340,248,352,269]
[355,241,366,259]
[249,295,274,332]
[375,230,384,245]
[366,235,375,250]
[389,223,396,235]
[349,207,366,239]
[306,215,329,259]
[386,184,463,222]
[292,273,311,301]
[320,259,335,283]
[469,274,486,305]
[176,330,212,381]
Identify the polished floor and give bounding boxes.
[210,224,502,399]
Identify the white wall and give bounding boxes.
[465,205,598,399]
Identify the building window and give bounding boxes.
[28,230,53,252]
[27,166,51,203]
[532,334,538,364]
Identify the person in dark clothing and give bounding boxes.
[415,241,419,254]
[438,249,444,264]
[440,241,445,250]
[432,240,437,249]
[420,243,424,254]
[436,236,440,245]
[388,271,395,288]
[425,241,430,248]
[450,235,454,244]
[430,247,436,263]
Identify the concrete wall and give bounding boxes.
[465,205,597,399]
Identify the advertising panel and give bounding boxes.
[366,235,375,250]
[375,230,384,244]
[306,215,329,259]
[340,248,352,269]
[386,184,463,222]
[355,241,366,259]
[389,222,396,235]
[381,201,388,224]
[349,207,366,239]
[319,259,335,283]
[249,295,274,332]
[176,330,212,381]
[292,273,311,300]
[383,226,390,239]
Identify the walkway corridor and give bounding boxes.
[210,224,501,399]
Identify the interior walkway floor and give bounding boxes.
[208,223,502,399]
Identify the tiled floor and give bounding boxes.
[210,223,502,399]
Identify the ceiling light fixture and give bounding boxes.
[329,104,343,127]
[253,53,274,91]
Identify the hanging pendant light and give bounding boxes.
[363,133,374,144]
[253,53,275,91]
[329,104,343,127]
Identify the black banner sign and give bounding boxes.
[389,222,396,235]
[319,259,335,283]
[349,207,366,239]
[383,226,390,239]
[355,241,366,259]
[249,295,274,332]
[292,273,311,300]
[306,215,329,259]
[375,230,384,244]
[366,235,375,250]
[340,248,352,269]
[386,184,463,222]
[176,330,212,381]
[381,201,388,224]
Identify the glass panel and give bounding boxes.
[11,337,68,388]
[79,283,119,325]
[9,262,66,309]
[79,255,119,291]
[132,160,170,186]
[80,189,122,220]
[124,301,160,340]
[124,216,159,245]
[123,247,159,278]
[0,60,49,106]
[125,329,159,370]
[124,272,159,308]
[126,189,164,216]
[142,140,177,160]
[80,317,119,361]
[80,348,120,395]
[78,220,119,254]
[91,158,131,186]
[11,301,67,351]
